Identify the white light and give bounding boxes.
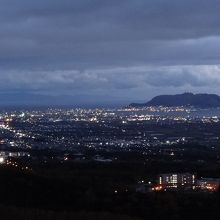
[0,157,4,163]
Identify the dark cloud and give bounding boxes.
[0,65,219,90]
[0,0,220,104]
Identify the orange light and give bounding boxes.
[152,185,163,191]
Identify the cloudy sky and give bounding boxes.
[1,0,220,106]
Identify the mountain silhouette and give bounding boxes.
[129,93,220,108]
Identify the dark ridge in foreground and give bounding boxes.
[0,206,142,220]
[129,93,220,108]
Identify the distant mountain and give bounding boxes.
[129,93,220,108]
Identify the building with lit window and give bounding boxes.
[158,173,195,190]
[196,178,220,192]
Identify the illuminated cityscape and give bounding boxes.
[1,0,220,219]
[1,107,220,153]
[0,107,219,196]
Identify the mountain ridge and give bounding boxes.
[129,93,220,108]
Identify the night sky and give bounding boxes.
[1,0,220,106]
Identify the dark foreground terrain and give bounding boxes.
[0,157,219,220]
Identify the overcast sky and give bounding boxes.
[1,0,220,106]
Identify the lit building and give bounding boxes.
[196,178,220,192]
[158,173,195,189]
